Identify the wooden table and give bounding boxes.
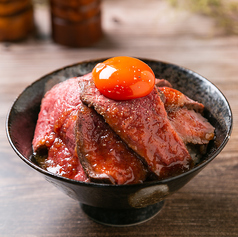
[1,1,238,236]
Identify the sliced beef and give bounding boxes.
[168,108,215,145]
[76,105,148,184]
[159,86,204,113]
[79,75,193,180]
[159,87,215,145]
[33,77,89,182]
[33,72,214,183]
[44,137,86,181]
[33,77,79,151]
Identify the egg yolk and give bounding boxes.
[92,56,155,100]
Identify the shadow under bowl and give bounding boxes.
[6,58,232,226]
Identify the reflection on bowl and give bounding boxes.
[6,59,232,226]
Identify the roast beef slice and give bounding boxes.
[33,77,88,181]
[159,86,215,145]
[76,104,148,184]
[79,75,193,180]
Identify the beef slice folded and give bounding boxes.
[159,87,215,145]
[79,75,193,179]
[76,104,148,184]
[159,86,205,113]
[33,77,88,181]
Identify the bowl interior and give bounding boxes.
[6,58,232,188]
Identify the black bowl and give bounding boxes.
[6,58,232,226]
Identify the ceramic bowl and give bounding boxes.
[6,58,232,226]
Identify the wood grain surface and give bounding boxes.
[0,0,238,236]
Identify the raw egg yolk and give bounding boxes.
[92,56,155,100]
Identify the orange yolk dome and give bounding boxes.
[92,56,155,100]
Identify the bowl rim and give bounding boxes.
[6,58,233,188]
